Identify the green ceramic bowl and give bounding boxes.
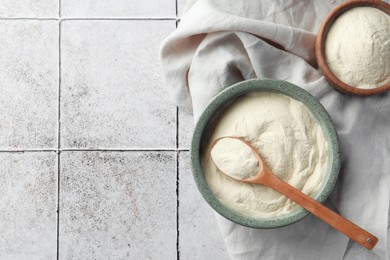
[191,78,340,228]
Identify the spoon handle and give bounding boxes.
[264,174,378,250]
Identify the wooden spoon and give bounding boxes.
[211,136,378,250]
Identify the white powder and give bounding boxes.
[325,7,390,89]
[202,93,329,218]
[211,138,260,180]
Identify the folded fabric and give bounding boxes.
[160,0,390,259]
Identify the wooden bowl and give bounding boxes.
[316,0,390,95]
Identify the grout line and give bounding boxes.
[58,21,62,150]
[56,16,62,260]
[61,17,177,20]
[176,107,179,149]
[0,18,59,20]
[0,17,178,21]
[0,148,190,152]
[60,148,190,152]
[174,9,180,258]
[0,150,57,153]
[176,151,180,260]
[56,152,61,260]
[175,0,178,17]
[59,0,61,17]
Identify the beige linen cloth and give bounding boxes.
[160,0,390,259]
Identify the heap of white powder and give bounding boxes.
[202,92,329,218]
[325,7,390,89]
[211,138,260,180]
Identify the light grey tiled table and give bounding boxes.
[0,1,229,259]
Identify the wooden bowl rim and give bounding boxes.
[316,0,390,96]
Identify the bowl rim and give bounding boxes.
[190,78,341,229]
[315,0,390,95]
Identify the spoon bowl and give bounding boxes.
[211,136,378,250]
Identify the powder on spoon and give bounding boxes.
[325,6,390,89]
[211,138,260,180]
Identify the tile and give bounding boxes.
[61,0,175,18]
[177,0,188,17]
[178,109,194,149]
[59,151,176,259]
[61,20,176,149]
[0,0,58,18]
[0,152,57,259]
[178,152,229,259]
[0,21,58,150]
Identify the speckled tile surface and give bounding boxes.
[177,0,188,17]
[61,0,175,18]
[61,20,176,149]
[0,1,229,259]
[0,21,58,150]
[0,1,58,17]
[178,110,194,149]
[0,152,57,259]
[59,151,176,259]
[178,152,230,259]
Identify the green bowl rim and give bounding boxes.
[190,78,340,229]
